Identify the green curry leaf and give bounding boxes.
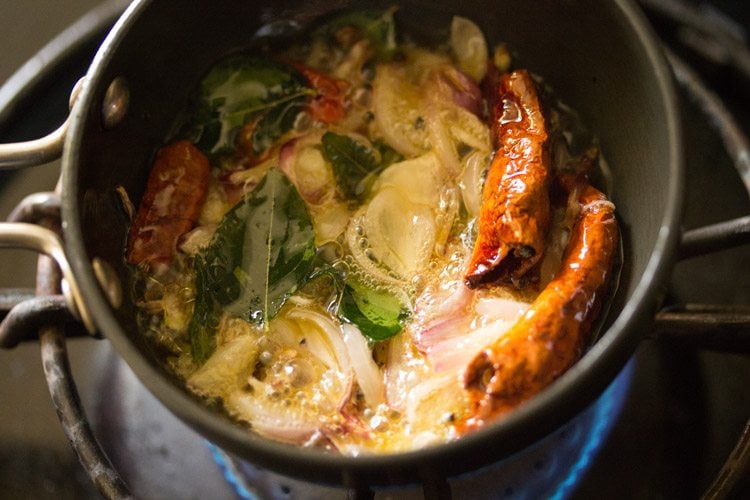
[315,7,398,61]
[188,55,313,157]
[188,168,316,362]
[321,132,380,198]
[339,279,408,341]
[303,261,409,342]
[373,140,404,170]
[189,257,219,365]
[321,132,403,199]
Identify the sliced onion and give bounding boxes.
[280,307,356,412]
[372,56,489,172]
[309,201,351,245]
[291,146,336,205]
[217,306,362,445]
[437,66,483,116]
[279,132,353,244]
[405,372,455,421]
[341,323,386,406]
[423,318,516,373]
[345,207,407,292]
[278,133,335,205]
[425,87,490,179]
[459,150,488,218]
[278,137,298,177]
[284,308,353,375]
[384,332,408,411]
[474,296,530,321]
[404,371,464,441]
[226,157,274,194]
[372,64,429,157]
[384,331,429,412]
[426,104,461,178]
[450,16,489,83]
[414,284,477,373]
[416,313,469,351]
[415,285,529,372]
[225,388,319,445]
[416,281,470,325]
[363,187,437,279]
[374,153,444,206]
[448,105,491,152]
[208,306,361,446]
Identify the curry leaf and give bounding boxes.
[321,132,380,198]
[339,280,408,341]
[188,55,313,156]
[322,132,404,199]
[315,7,398,61]
[189,257,219,364]
[188,169,316,362]
[374,140,404,170]
[304,261,408,342]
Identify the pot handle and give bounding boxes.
[0,78,97,342]
[0,190,101,347]
[0,78,84,170]
[0,221,96,335]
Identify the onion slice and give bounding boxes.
[341,323,386,406]
[225,388,319,445]
[415,285,530,372]
[450,16,489,83]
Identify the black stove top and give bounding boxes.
[0,1,748,498]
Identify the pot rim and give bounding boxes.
[61,0,684,486]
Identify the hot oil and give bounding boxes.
[125,7,623,455]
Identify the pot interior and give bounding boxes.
[63,0,681,485]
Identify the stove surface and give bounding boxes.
[0,1,748,498]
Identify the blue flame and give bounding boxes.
[549,358,635,499]
[206,441,259,500]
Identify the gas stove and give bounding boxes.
[0,1,748,498]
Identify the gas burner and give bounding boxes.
[1,1,749,498]
[210,361,633,499]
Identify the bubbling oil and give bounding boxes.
[126,9,621,455]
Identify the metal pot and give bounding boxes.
[0,0,747,493]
